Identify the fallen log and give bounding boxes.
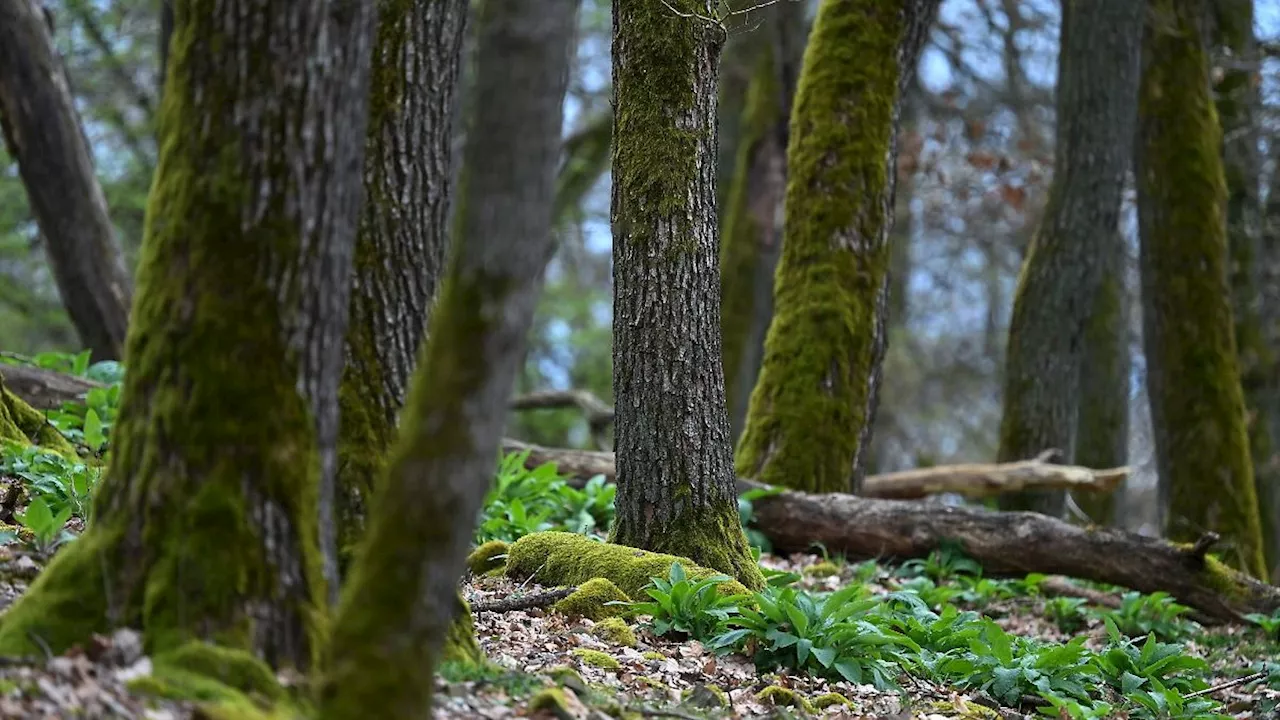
[0,363,100,410]
[509,390,614,450]
[499,439,1126,500]
[741,479,1279,623]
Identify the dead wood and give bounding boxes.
[0,363,102,410]
[509,390,614,450]
[470,587,575,613]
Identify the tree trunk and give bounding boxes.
[319,1,578,716]
[0,0,133,361]
[335,0,467,573]
[996,0,1142,517]
[158,0,174,99]
[1214,0,1280,583]
[1136,0,1266,577]
[609,0,763,591]
[0,0,376,672]
[733,0,941,494]
[720,1,806,443]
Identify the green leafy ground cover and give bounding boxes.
[0,351,1277,718]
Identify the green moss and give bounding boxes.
[755,685,815,713]
[155,641,285,702]
[641,651,665,661]
[590,617,637,647]
[571,648,621,671]
[812,691,853,709]
[554,578,631,621]
[1138,0,1267,577]
[466,540,510,575]
[0,379,77,456]
[804,560,840,578]
[734,0,909,494]
[506,531,753,601]
[528,687,573,717]
[127,642,302,720]
[608,499,766,591]
[443,594,484,666]
[684,683,729,708]
[1072,271,1128,525]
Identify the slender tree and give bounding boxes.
[996,0,1142,518]
[0,0,376,670]
[1136,0,1266,576]
[734,0,940,494]
[608,0,763,590]
[1213,0,1279,580]
[720,1,807,441]
[0,0,133,360]
[319,0,579,716]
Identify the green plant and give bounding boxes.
[13,495,75,553]
[0,442,100,522]
[475,451,615,543]
[626,562,749,641]
[737,486,783,551]
[1043,596,1089,634]
[935,619,1098,706]
[1244,609,1280,640]
[896,541,982,582]
[1098,591,1197,641]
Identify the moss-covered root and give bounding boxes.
[732,0,939,494]
[504,531,753,600]
[0,377,77,456]
[610,500,765,591]
[554,578,630,621]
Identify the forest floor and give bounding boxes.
[1,529,1276,719]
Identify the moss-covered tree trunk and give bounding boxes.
[0,0,376,670]
[335,0,467,574]
[608,0,763,590]
[0,0,133,361]
[733,0,940,494]
[318,1,579,716]
[1214,0,1280,581]
[720,2,806,443]
[1136,0,1266,577]
[996,0,1141,518]
[0,374,76,455]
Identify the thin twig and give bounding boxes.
[471,587,576,613]
[1183,671,1267,699]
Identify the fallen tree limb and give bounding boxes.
[0,363,101,410]
[499,439,1126,500]
[741,480,1280,623]
[509,390,614,450]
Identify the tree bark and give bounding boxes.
[0,0,376,671]
[996,0,1141,517]
[744,481,1280,623]
[0,363,98,411]
[1213,0,1280,582]
[733,0,941,495]
[0,0,133,361]
[609,0,763,590]
[319,1,577,716]
[1136,0,1266,577]
[719,1,806,444]
[335,0,467,573]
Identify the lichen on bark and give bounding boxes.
[734,0,940,494]
[1136,0,1266,576]
[0,0,376,671]
[609,0,764,591]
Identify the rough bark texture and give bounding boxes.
[318,0,577,716]
[608,0,764,591]
[719,1,806,443]
[1214,0,1280,582]
[1136,0,1266,576]
[335,0,467,572]
[733,0,940,495]
[996,0,1141,517]
[0,0,133,361]
[0,0,375,673]
[744,481,1280,623]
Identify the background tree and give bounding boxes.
[320,0,579,715]
[608,0,763,590]
[0,0,375,667]
[0,0,133,360]
[734,0,941,494]
[1136,0,1266,576]
[336,0,467,573]
[719,1,807,441]
[996,0,1141,518]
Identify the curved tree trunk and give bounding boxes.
[319,0,578,716]
[0,0,375,671]
[733,0,940,494]
[996,0,1141,517]
[720,2,806,443]
[1136,0,1266,577]
[608,0,763,590]
[335,0,467,573]
[0,0,132,361]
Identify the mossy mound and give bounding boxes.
[466,540,510,575]
[590,617,637,647]
[570,647,621,670]
[756,685,815,713]
[804,560,841,578]
[554,578,630,621]
[0,379,77,456]
[506,531,750,601]
[812,691,853,709]
[528,686,574,719]
[127,641,297,720]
